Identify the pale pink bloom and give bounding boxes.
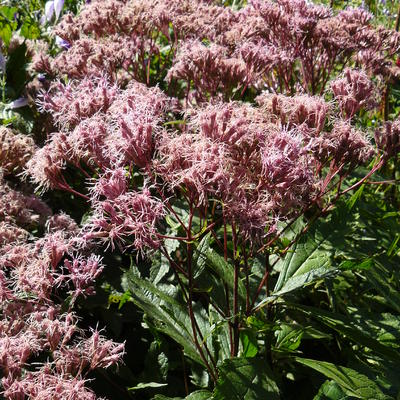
[89,168,128,201]
[63,255,104,300]
[167,39,247,99]
[12,254,55,300]
[375,119,400,158]
[38,75,118,129]
[67,115,110,168]
[330,68,378,119]
[260,128,316,211]
[156,132,233,204]
[23,136,68,192]
[37,231,72,270]
[189,102,265,148]
[4,366,98,400]
[313,121,375,165]
[0,332,41,376]
[46,213,79,235]
[0,271,14,303]
[83,188,165,252]
[256,93,330,134]
[30,312,77,352]
[0,177,51,227]
[0,223,29,246]
[83,329,125,370]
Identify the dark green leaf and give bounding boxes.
[295,358,391,400]
[290,304,400,362]
[314,380,352,400]
[212,357,280,400]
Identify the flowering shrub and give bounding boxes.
[2,0,400,399]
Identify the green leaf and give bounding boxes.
[20,21,40,39]
[295,358,391,400]
[6,42,27,97]
[193,233,211,278]
[346,184,365,210]
[338,258,373,271]
[314,380,355,400]
[0,6,17,45]
[274,324,304,352]
[365,263,400,313]
[125,270,204,366]
[212,357,280,400]
[346,307,400,349]
[268,208,352,304]
[129,382,168,390]
[186,390,213,400]
[152,394,211,400]
[240,330,258,358]
[205,249,247,306]
[290,304,400,362]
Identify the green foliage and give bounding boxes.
[295,358,391,400]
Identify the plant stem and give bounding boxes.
[232,221,239,357]
[186,205,218,382]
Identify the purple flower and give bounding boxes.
[37,73,46,82]
[45,1,55,21]
[8,98,28,109]
[55,35,71,49]
[54,0,64,20]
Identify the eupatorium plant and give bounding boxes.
[2,0,400,398]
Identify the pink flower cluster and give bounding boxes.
[28,0,400,242]
[30,0,399,96]
[0,198,124,398]
[5,0,400,397]
[0,130,124,398]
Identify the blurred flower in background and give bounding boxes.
[44,0,64,22]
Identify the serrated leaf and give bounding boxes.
[274,324,304,352]
[240,330,258,358]
[295,358,391,400]
[314,380,355,400]
[290,304,400,362]
[212,358,280,400]
[338,258,373,271]
[125,270,204,366]
[193,233,211,278]
[272,208,351,300]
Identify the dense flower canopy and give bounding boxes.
[2,0,400,398]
